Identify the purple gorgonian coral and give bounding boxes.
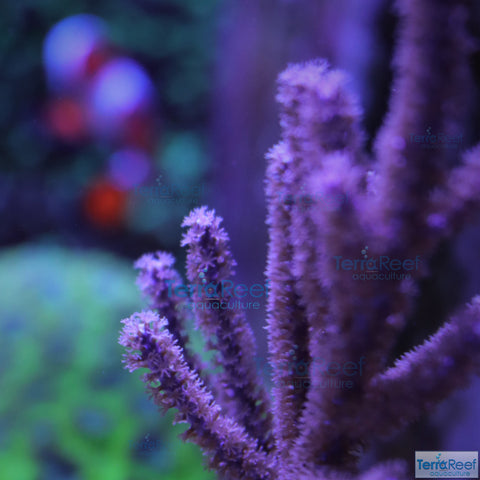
[119,0,480,478]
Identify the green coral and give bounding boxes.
[0,244,214,480]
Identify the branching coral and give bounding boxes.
[119,0,480,478]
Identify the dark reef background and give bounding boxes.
[1,0,480,479]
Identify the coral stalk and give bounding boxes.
[181,207,274,452]
[134,251,207,377]
[119,0,480,477]
[119,311,273,480]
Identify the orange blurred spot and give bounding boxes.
[83,179,127,228]
[47,98,87,141]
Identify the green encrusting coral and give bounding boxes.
[0,244,214,480]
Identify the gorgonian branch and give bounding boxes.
[181,207,274,452]
[135,251,208,378]
[356,296,480,439]
[119,311,274,480]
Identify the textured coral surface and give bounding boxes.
[120,0,480,478]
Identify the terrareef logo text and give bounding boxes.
[415,452,478,478]
[254,356,366,391]
[166,279,270,299]
[176,298,262,312]
[130,434,160,455]
[171,278,270,312]
[276,183,347,212]
[188,356,366,391]
[334,246,421,281]
[134,175,203,205]
[409,126,463,150]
